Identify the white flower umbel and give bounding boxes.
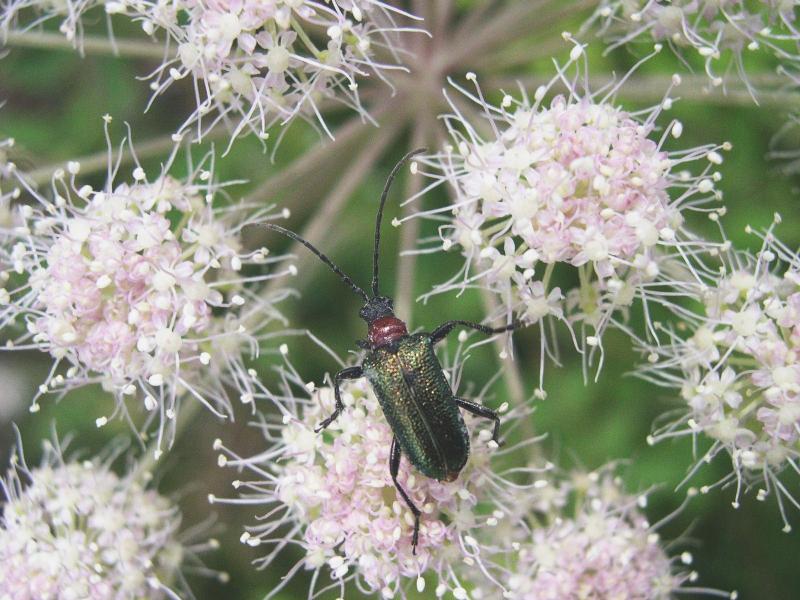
[0,127,295,455]
[0,433,222,599]
[638,219,800,532]
[212,344,544,599]
[142,0,425,145]
[1,1,425,145]
[585,0,800,97]
[407,40,725,385]
[469,466,731,600]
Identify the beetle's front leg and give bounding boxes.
[430,319,522,345]
[315,365,363,432]
[389,437,421,555]
[455,397,503,446]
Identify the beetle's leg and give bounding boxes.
[455,397,503,445]
[390,437,421,555]
[430,319,522,345]
[316,366,363,433]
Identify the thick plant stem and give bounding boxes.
[25,131,226,186]
[262,117,405,298]
[472,34,568,71]
[243,95,401,208]
[244,113,368,206]
[479,287,535,442]
[4,30,165,59]
[394,123,427,326]
[444,0,594,70]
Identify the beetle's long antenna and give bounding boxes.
[371,148,427,298]
[259,223,370,302]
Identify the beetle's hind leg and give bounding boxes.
[389,437,422,555]
[316,366,363,433]
[455,397,503,446]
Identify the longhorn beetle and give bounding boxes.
[261,149,524,553]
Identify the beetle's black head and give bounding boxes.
[359,296,395,323]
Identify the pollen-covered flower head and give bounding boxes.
[0,433,219,599]
[408,41,725,382]
[586,0,800,95]
[0,131,294,453]
[469,466,717,600]
[639,221,800,532]
[212,344,540,599]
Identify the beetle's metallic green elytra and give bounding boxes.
[362,333,469,482]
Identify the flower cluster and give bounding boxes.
[0,0,100,43]
[1,0,424,144]
[639,225,800,531]
[0,135,294,454]
[213,345,539,599]
[470,467,712,599]
[139,0,424,143]
[586,0,800,95]
[408,42,724,382]
[0,435,215,599]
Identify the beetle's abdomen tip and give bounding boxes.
[441,470,461,483]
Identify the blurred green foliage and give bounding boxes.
[2,5,800,600]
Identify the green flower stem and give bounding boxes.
[134,397,202,479]
[243,121,364,206]
[445,0,594,70]
[291,19,322,59]
[541,262,555,293]
[4,30,166,60]
[394,121,428,325]
[479,286,536,442]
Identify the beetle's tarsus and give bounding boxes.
[455,397,503,446]
[390,436,422,554]
[411,519,420,555]
[315,412,340,433]
[492,419,504,447]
